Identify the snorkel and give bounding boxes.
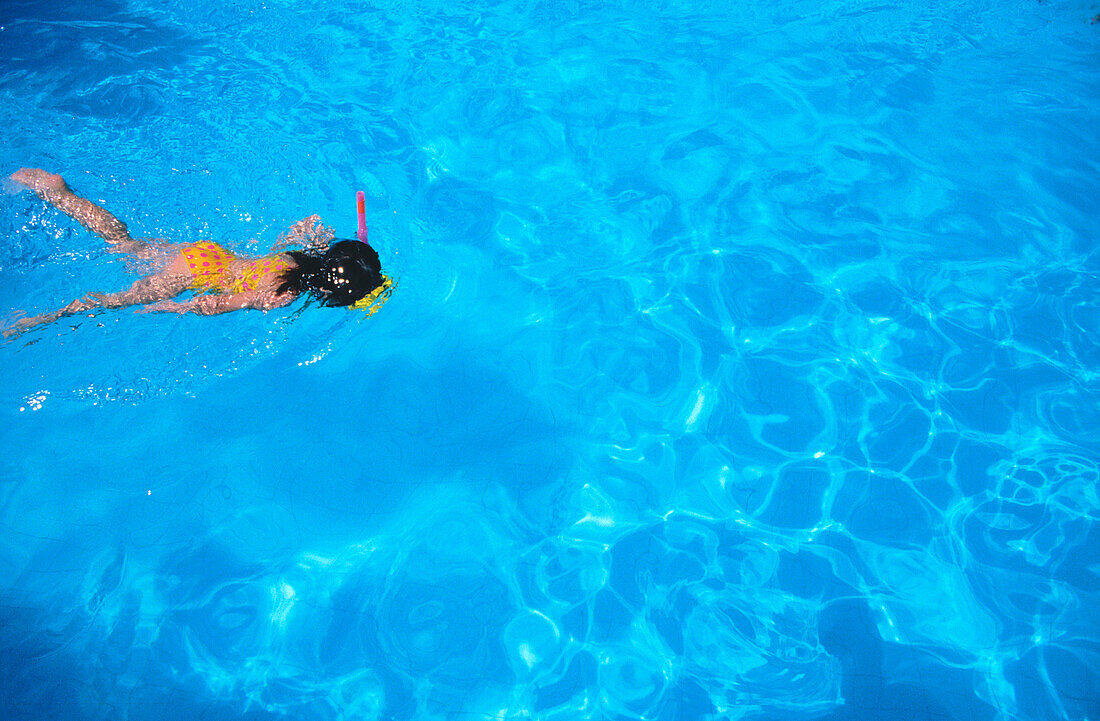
[349,189,393,314]
[356,190,369,243]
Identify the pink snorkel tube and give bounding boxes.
[356,190,369,244]
[348,189,391,314]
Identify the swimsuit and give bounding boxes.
[181,241,292,293]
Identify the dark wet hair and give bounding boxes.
[277,239,384,307]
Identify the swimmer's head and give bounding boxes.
[279,239,384,307]
[313,240,384,307]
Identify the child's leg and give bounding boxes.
[12,168,152,255]
[3,261,193,337]
[108,237,184,262]
[87,263,192,309]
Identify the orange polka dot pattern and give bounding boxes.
[181,241,292,293]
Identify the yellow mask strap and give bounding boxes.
[349,275,394,316]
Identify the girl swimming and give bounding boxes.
[4,168,390,337]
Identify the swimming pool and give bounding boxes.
[1,0,1098,718]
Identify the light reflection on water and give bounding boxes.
[1,0,1098,719]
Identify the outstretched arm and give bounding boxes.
[11,168,134,245]
[269,214,334,253]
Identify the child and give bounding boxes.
[4,168,391,337]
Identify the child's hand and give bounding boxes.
[272,214,334,253]
[10,168,68,196]
[289,214,322,235]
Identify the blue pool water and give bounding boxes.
[1,0,1099,719]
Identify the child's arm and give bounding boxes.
[269,214,334,253]
[11,168,133,245]
[139,291,293,316]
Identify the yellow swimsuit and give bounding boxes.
[181,241,292,293]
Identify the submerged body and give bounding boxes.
[4,168,388,336]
